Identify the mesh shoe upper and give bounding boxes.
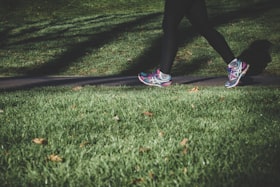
[225,59,250,88]
[138,69,172,87]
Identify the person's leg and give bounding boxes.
[138,0,189,87]
[187,0,235,64]
[159,0,187,74]
[187,0,250,88]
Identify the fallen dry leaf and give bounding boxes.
[90,68,98,73]
[186,50,193,55]
[182,147,188,155]
[32,138,48,145]
[139,146,151,154]
[80,141,90,148]
[131,178,145,185]
[149,172,157,180]
[180,138,188,146]
[72,86,83,91]
[134,165,141,172]
[183,167,188,174]
[191,104,195,109]
[113,115,121,122]
[143,111,153,117]
[207,60,213,65]
[71,105,77,110]
[48,154,63,162]
[189,86,199,93]
[158,131,165,137]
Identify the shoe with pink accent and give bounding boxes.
[225,59,250,88]
[138,69,172,87]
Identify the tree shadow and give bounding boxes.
[172,56,211,75]
[120,36,162,76]
[5,15,116,47]
[0,27,12,49]
[23,12,161,76]
[238,40,272,75]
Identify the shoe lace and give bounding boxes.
[148,69,159,78]
[228,66,242,80]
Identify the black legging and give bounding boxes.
[160,0,235,74]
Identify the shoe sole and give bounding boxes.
[138,74,172,87]
[226,64,250,88]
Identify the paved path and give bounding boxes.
[0,75,280,91]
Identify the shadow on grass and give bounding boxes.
[24,13,162,76]
[239,40,272,75]
[0,0,278,78]
[120,26,198,76]
[0,27,12,49]
[4,15,117,47]
[171,56,212,76]
[236,39,273,86]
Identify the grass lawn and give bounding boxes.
[1,86,280,186]
[0,0,280,186]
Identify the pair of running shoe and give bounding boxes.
[138,59,250,88]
